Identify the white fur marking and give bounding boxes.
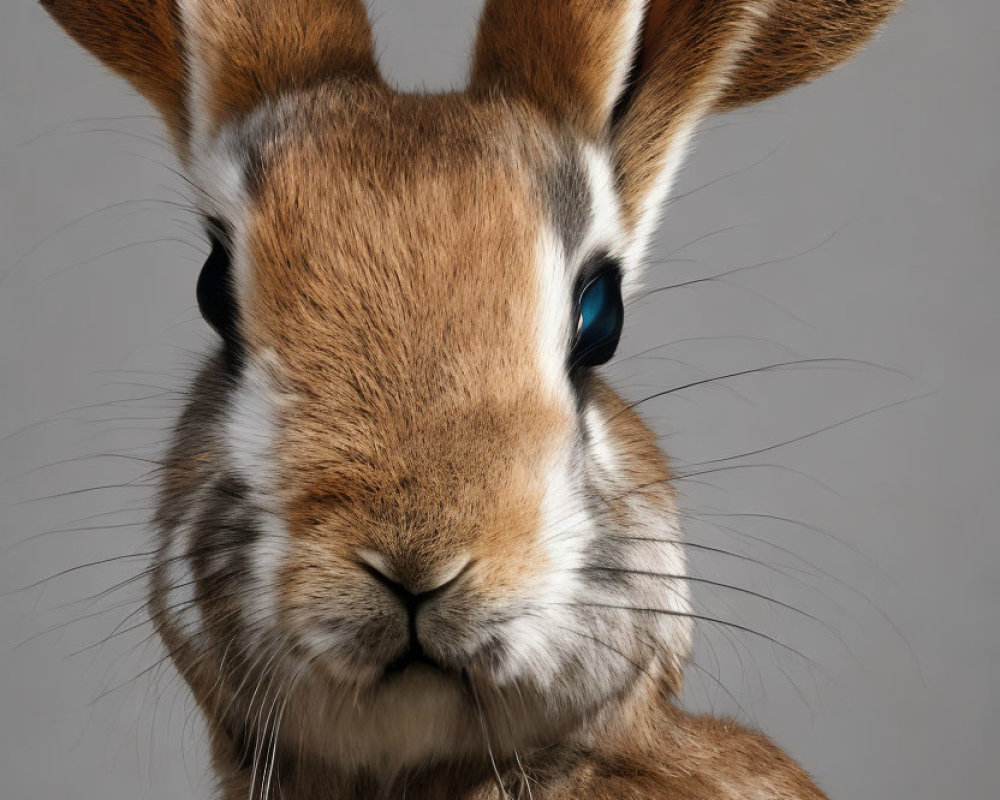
[578,145,627,258]
[621,0,776,267]
[226,356,284,498]
[622,121,698,270]
[584,403,620,479]
[600,0,653,121]
[225,355,291,631]
[502,446,592,688]
[533,227,576,405]
[177,0,214,156]
[178,0,253,311]
[245,510,291,631]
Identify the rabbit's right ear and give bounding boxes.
[41,0,380,159]
[471,0,901,257]
[41,0,189,146]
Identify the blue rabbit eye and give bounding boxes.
[570,265,624,368]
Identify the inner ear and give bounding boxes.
[611,9,654,126]
[196,221,241,357]
[610,1,677,127]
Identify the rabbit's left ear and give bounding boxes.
[471,0,900,248]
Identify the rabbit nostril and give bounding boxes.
[361,561,422,612]
[357,550,472,606]
[357,550,403,588]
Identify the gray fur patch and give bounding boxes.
[544,148,592,256]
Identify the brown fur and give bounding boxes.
[41,0,380,152]
[471,0,901,227]
[638,0,902,110]
[157,351,824,799]
[716,0,903,108]
[40,0,189,145]
[619,0,903,226]
[41,1,901,798]
[185,0,381,139]
[470,1,640,139]
[238,89,563,584]
[219,686,827,800]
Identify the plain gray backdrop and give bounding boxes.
[1,1,998,798]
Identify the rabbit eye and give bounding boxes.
[196,222,240,351]
[569,263,624,369]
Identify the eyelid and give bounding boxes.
[573,253,621,295]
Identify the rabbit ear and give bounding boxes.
[470,0,899,245]
[40,0,189,145]
[469,1,648,140]
[614,0,901,231]
[41,0,380,157]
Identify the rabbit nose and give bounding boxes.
[358,550,471,610]
[359,551,473,676]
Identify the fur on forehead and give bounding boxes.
[223,86,609,362]
[212,88,604,530]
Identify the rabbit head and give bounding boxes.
[43,0,900,786]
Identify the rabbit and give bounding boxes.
[40,1,901,798]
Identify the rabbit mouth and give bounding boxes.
[383,648,456,681]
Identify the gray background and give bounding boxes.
[1,1,997,798]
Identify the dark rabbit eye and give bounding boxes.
[570,264,624,368]
[196,223,239,349]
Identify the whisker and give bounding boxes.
[554,602,813,663]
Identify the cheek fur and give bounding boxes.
[581,396,693,669]
[485,442,596,688]
[221,355,291,635]
[485,209,690,694]
[160,515,206,645]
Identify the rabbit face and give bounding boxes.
[43,0,900,788]
[151,87,691,770]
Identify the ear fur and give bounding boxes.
[41,0,189,146]
[469,1,646,140]
[615,0,903,229]
[713,0,905,110]
[41,0,381,156]
[181,0,380,146]
[471,0,901,235]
